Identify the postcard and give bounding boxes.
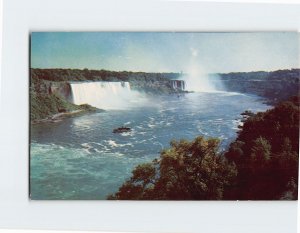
[30,32,299,200]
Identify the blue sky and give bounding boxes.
[31,32,299,73]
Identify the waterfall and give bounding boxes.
[183,63,224,92]
[70,81,140,110]
[184,73,224,92]
[171,80,185,91]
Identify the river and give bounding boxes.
[30,91,270,199]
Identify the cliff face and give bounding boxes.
[30,69,187,121]
[31,79,72,99]
[219,69,300,104]
[30,68,299,121]
[32,79,186,98]
[31,68,186,96]
[130,79,185,94]
[48,82,73,102]
[30,79,97,121]
[31,68,299,104]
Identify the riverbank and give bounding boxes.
[31,106,104,124]
[30,88,102,122]
[32,109,83,124]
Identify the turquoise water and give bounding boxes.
[30,92,270,199]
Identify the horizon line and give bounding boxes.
[30,67,300,74]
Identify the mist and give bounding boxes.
[182,47,225,92]
[183,71,224,93]
[71,82,150,110]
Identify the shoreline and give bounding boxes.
[31,109,85,124]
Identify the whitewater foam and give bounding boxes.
[70,81,147,110]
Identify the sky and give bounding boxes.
[31,32,299,73]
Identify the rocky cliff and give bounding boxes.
[219,69,299,104]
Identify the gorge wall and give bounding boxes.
[31,68,186,96]
[219,69,299,104]
[30,69,187,120]
[30,68,299,121]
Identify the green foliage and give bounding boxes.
[225,96,299,200]
[31,68,300,102]
[107,163,157,200]
[109,136,237,200]
[110,97,299,200]
[220,69,300,104]
[30,92,97,121]
[31,68,181,82]
[31,92,74,120]
[31,68,182,94]
[30,70,101,121]
[250,137,271,162]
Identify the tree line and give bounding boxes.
[31,68,181,83]
[219,69,300,104]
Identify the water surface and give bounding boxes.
[30,92,270,199]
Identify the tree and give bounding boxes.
[225,97,299,200]
[108,136,237,200]
[250,137,271,165]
